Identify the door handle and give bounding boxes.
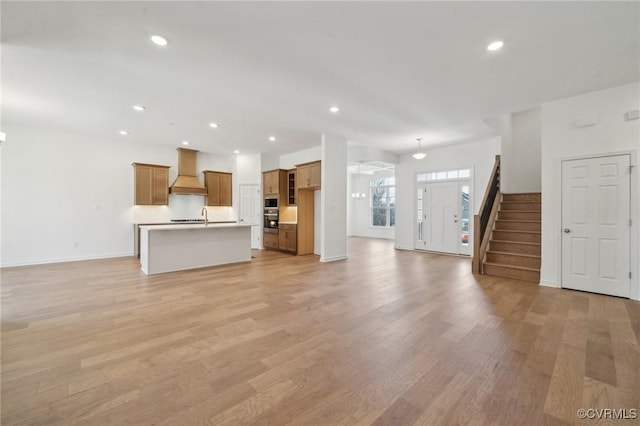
[563,228,571,233]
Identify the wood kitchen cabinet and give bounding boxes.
[296,161,321,190]
[278,224,297,253]
[297,190,315,255]
[203,170,232,206]
[263,232,279,249]
[287,170,297,205]
[133,163,170,205]
[263,169,287,196]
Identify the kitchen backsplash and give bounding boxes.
[132,195,236,223]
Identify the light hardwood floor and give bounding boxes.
[2,238,639,425]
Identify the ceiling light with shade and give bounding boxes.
[412,138,426,160]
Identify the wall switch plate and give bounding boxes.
[624,110,640,121]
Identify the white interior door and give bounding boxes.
[561,155,631,298]
[239,184,261,249]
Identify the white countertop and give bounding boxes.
[139,223,250,231]
[134,220,236,225]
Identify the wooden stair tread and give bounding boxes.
[490,240,540,246]
[492,230,541,234]
[486,251,540,259]
[496,219,541,223]
[502,192,541,195]
[498,210,542,216]
[483,262,539,272]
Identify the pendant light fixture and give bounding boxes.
[412,138,426,160]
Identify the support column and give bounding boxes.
[320,134,347,262]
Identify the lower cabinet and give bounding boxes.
[263,232,279,249]
[278,224,297,253]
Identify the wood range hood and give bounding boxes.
[169,148,207,195]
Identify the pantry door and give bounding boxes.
[561,155,631,298]
[239,184,261,249]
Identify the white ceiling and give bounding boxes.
[2,1,639,157]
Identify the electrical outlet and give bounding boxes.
[73,241,79,248]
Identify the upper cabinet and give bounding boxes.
[133,163,170,205]
[203,171,232,206]
[287,170,296,205]
[296,161,321,190]
[263,169,287,195]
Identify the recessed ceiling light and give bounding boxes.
[268,136,276,142]
[329,106,340,113]
[150,35,168,46]
[181,141,189,146]
[209,123,219,128]
[487,41,504,51]
[119,130,129,135]
[132,105,146,112]
[234,150,240,154]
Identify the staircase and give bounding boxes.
[482,193,541,282]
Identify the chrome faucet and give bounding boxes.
[201,207,208,226]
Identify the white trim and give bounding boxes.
[557,149,638,300]
[1,252,133,268]
[539,280,560,288]
[320,254,347,263]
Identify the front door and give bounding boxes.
[416,181,470,254]
[239,184,261,249]
[561,155,631,298]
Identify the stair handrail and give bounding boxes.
[472,155,501,274]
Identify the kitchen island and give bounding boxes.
[138,223,251,275]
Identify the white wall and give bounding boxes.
[510,108,542,193]
[348,171,395,240]
[540,82,639,300]
[234,153,261,185]
[320,134,347,262]
[1,125,237,266]
[486,108,541,193]
[348,145,398,164]
[260,153,279,172]
[394,137,500,250]
[280,146,321,170]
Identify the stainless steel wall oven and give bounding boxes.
[264,207,279,233]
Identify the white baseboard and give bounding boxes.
[539,280,560,288]
[0,252,133,268]
[320,254,347,263]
